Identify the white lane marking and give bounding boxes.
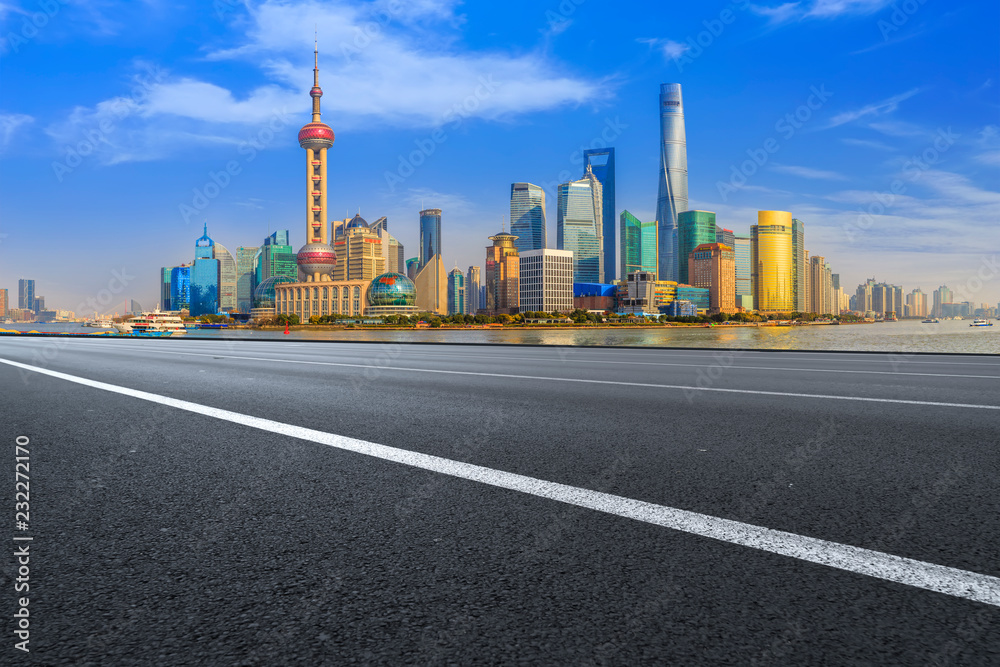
[33,345,1000,411]
[59,340,1000,380]
[2,355,998,608]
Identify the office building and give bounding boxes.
[583,148,616,282]
[906,289,928,318]
[371,216,405,274]
[170,265,191,311]
[791,218,806,312]
[689,243,736,313]
[933,285,953,318]
[519,249,574,313]
[655,83,689,282]
[809,256,831,314]
[751,211,794,313]
[467,265,481,313]
[406,258,419,281]
[716,227,735,249]
[255,231,297,286]
[190,224,220,316]
[620,210,658,278]
[677,210,717,285]
[619,271,660,315]
[419,208,442,270]
[0,288,7,317]
[214,242,237,312]
[18,279,35,311]
[734,236,751,302]
[333,214,385,282]
[448,267,466,315]
[160,267,172,310]
[414,254,447,315]
[557,165,603,283]
[485,230,520,315]
[236,247,259,313]
[33,297,45,312]
[675,285,710,311]
[510,183,547,254]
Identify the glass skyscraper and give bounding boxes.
[191,225,220,316]
[677,210,716,285]
[18,279,35,310]
[619,210,658,277]
[419,208,442,270]
[170,265,191,311]
[254,231,297,287]
[236,246,259,314]
[734,236,751,300]
[509,183,546,254]
[214,242,237,313]
[557,165,603,284]
[751,211,794,312]
[656,83,688,282]
[583,148,616,283]
[160,268,172,310]
[791,218,806,312]
[447,267,465,315]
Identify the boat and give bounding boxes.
[921,318,940,323]
[114,309,187,336]
[970,319,993,327]
[84,317,114,329]
[198,323,229,329]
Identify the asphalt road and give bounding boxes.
[1,336,998,665]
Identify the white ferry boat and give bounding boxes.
[84,316,115,329]
[970,319,993,327]
[114,309,187,336]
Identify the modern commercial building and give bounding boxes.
[466,265,481,314]
[276,279,371,320]
[619,271,659,315]
[485,230,520,315]
[510,183,546,254]
[906,289,928,318]
[0,288,7,317]
[677,210,717,285]
[573,283,618,312]
[933,285,953,318]
[716,227,735,249]
[365,272,419,318]
[808,256,832,315]
[170,265,191,311]
[406,257,419,281]
[32,297,45,313]
[332,214,385,282]
[236,246,259,313]
[255,231,297,286]
[448,267,465,315]
[791,218,807,312]
[751,211,794,313]
[18,279,35,311]
[557,165,603,283]
[689,243,736,313]
[190,224,220,316]
[620,210,658,278]
[734,236,751,303]
[370,216,405,274]
[214,242,237,312]
[675,285,710,312]
[519,249,574,313]
[663,300,697,317]
[160,267,172,310]
[414,254,447,315]
[583,148,616,282]
[419,208,442,271]
[655,83,689,282]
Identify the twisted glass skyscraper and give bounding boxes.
[656,83,689,282]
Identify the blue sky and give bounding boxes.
[1,0,998,313]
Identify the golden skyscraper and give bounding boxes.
[751,211,794,313]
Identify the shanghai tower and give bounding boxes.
[656,83,688,282]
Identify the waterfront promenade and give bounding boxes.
[1,337,998,664]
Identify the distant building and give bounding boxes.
[716,227,735,249]
[573,283,617,312]
[160,267,173,310]
[557,165,603,283]
[414,254,447,315]
[448,267,465,315]
[510,183,546,254]
[214,242,237,312]
[275,279,370,320]
[519,249,574,313]
[236,246,259,314]
[370,216,405,274]
[170,265,191,311]
[365,272,419,318]
[933,285,953,318]
[485,231,520,315]
[751,211,794,313]
[419,208,442,271]
[32,296,45,313]
[583,148,616,282]
[906,289,928,318]
[677,210,716,285]
[405,257,419,281]
[254,231,297,287]
[675,285,710,312]
[18,279,35,311]
[190,224,220,316]
[663,300,696,317]
[620,210,658,278]
[656,83,688,283]
[619,271,659,315]
[0,288,7,317]
[466,266,481,314]
[734,236,751,302]
[689,242,736,313]
[333,214,385,282]
[791,218,807,312]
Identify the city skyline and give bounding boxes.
[1,1,998,310]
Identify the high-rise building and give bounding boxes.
[791,218,806,312]
[466,265,481,314]
[751,211,794,313]
[414,255,447,315]
[255,231,297,287]
[510,183,546,254]
[332,214,385,282]
[448,267,465,315]
[689,243,736,313]
[677,210,717,285]
[620,210,658,278]
[18,279,35,311]
[655,83,689,282]
[371,216,405,274]
[933,285,953,318]
[160,267,173,310]
[33,296,45,312]
[419,208,442,270]
[583,148,616,282]
[809,256,829,314]
[0,288,7,317]
[485,230,520,315]
[716,227,735,249]
[906,288,928,318]
[191,224,220,316]
[406,257,419,281]
[519,249,574,313]
[214,242,237,312]
[734,236,751,301]
[236,246,259,314]
[294,41,338,284]
[557,165,603,283]
[170,265,191,311]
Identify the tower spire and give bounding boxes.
[311,34,322,122]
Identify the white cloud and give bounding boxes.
[840,137,895,151]
[0,112,33,150]
[771,163,848,180]
[751,0,893,24]
[825,88,921,128]
[637,37,690,61]
[749,3,802,24]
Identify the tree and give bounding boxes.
[430,317,442,328]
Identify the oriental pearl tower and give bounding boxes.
[295,40,337,282]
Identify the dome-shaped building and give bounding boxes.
[296,242,337,282]
[252,275,298,313]
[365,272,419,317]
